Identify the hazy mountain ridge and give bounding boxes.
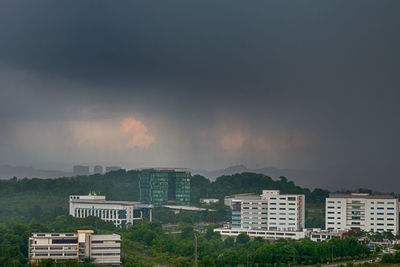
[190,164,323,189]
[0,163,322,189]
[0,164,73,179]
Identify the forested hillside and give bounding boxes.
[191,173,329,204]
[0,170,140,223]
[0,170,328,227]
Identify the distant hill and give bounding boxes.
[0,164,73,179]
[190,164,323,189]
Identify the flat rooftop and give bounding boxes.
[329,193,396,199]
[226,193,259,199]
[70,199,153,208]
[163,205,215,211]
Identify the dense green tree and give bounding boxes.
[235,233,250,245]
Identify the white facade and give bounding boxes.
[326,193,399,234]
[224,193,259,207]
[215,190,306,240]
[214,227,308,240]
[69,194,153,227]
[231,190,305,232]
[309,228,347,242]
[200,198,219,204]
[29,230,121,266]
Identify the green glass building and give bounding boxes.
[139,169,191,206]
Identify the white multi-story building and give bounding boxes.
[29,230,121,266]
[231,190,305,231]
[69,194,153,227]
[325,193,399,234]
[215,190,306,240]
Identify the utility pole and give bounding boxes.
[194,233,198,267]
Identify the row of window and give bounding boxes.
[33,253,77,257]
[327,217,394,221]
[91,253,120,256]
[269,197,297,201]
[32,247,76,250]
[242,201,297,205]
[242,222,296,226]
[92,246,120,250]
[241,217,296,220]
[242,207,296,211]
[327,200,395,205]
[327,206,394,210]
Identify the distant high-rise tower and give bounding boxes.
[73,165,90,176]
[139,169,191,206]
[93,165,103,174]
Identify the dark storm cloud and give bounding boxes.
[1,0,400,191]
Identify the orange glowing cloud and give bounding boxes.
[121,117,156,148]
[219,131,247,151]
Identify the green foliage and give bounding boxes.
[235,233,250,245]
[0,216,115,267]
[121,222,371,266]
[381,251,400,264]
[0,170,343,266]
[0,170,329,228]
[198,173,328,205]
[0,170,140,224]
[0,218,372,267]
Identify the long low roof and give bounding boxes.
[70,199,153,208]
[328,193,396,199]
[163,205,215,211]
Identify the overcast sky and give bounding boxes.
[0,1,400,191]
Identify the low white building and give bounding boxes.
[309,228,348,242]
[162,205,215,214]
[29,230,121,266]
[69,194,153,227]
[214,226,308,240]
[326,193,399,234]
[200,198,219,204]
[215,190,306,240]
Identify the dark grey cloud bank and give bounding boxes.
[0,1,400,191]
